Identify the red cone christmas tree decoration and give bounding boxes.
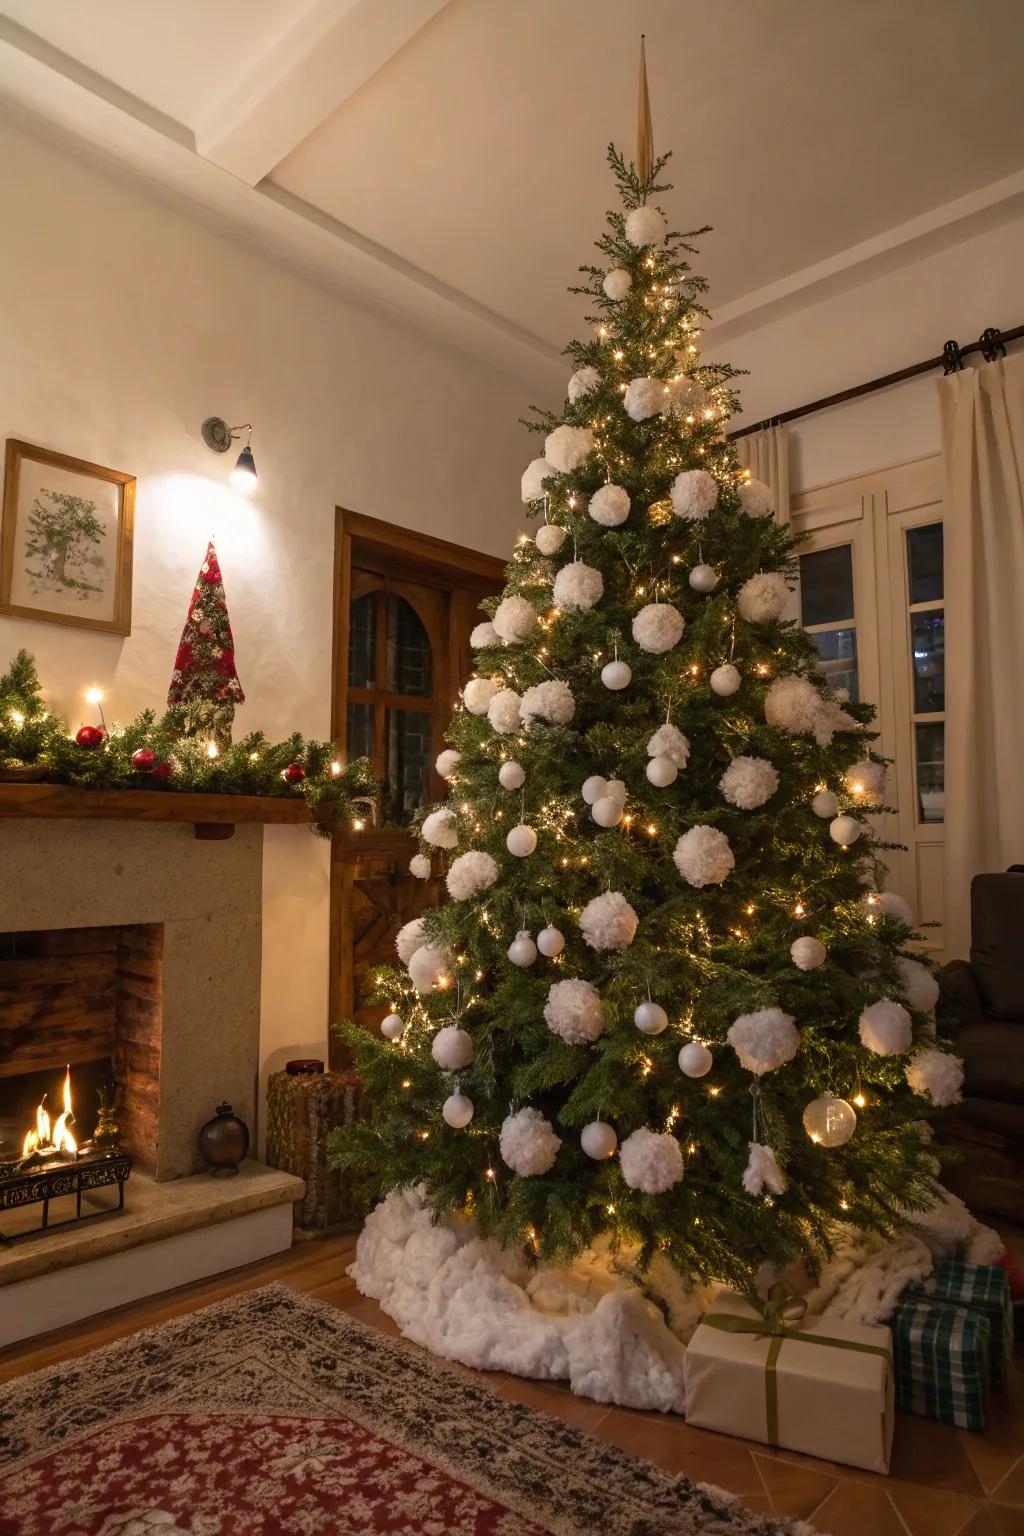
[167,539,245,744]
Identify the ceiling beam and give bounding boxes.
[194,0,451,186]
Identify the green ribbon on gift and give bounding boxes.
[698,1283,892,1447]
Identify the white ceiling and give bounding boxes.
[2,0,1024,385]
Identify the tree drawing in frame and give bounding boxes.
[23,487,107,600]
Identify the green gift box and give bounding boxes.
[889,1296,991,1432]
[904,1260,1012,1391]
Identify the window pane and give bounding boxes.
[911,611,945,713]
[907,523,943,605]
[348,594,377,687]
[346,701,374,764]
[387,597,432,697]
[386,708,432,823]
[915,721,944,823]
[800,545,854,628]
[811,628,858,701]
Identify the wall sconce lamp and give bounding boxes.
[202,417,258,493]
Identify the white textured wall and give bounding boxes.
[0,118,535,1148]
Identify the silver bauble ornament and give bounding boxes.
[380,1013,405,1040]
[689,563,720,594]
[802,1092,857,1147]
[592,795,624,828]
[601,659,632,691]
[442,1092,475,1129]
[811,789,839,819]
[646,754,678,788]
[710,664,741,697]
[634,1001,669,1035]
[678,1041,713,1078]
[537,925,565,957]
[581,1121,618,1159]
[507,929,538,967]
[506,823,538,857]
[499,760,526,790]
[829,815,862,848]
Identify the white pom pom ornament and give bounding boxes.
[624,204,667,247]
[678,1041,713,1078]
[897,957,940,1013]
[738,478,774,518]
[647,724,689,768]
[803,1094,857,1147]
[632,603,684,654]
[521,458,553,504]
[446,850,498,901]
[589,484,630,527]
[535,523,567,556]
[409,853,432,880]
[847,759,887,804]
[421,809,457,849]
[674,825,735,887]
[859,999,912,1056]
[829,815,862,848]
[553,561,603,611]
[464,677,501,715]
[602,267,632,300]
[737,572,790,624]
[791,937,827,971]
[469,621,498,649]
[507,930,538,967]
[395,918,425,965]
[743,1143,787,1197]
[487,688,522,735]
[728,1008,799,1076]
[671,469,719,520]
[710,664,741,697]
[624,377,667,421]
[581,1121,618,1159]
[567,366,600,402]
[442,1092,475,1128]
[634,1000,668,1035]
[619,1129,683,1194]
[380,1014,404,1041]
[580,891,638,951]
[537,926,565,957]
[435,748,461,779]
[867,890,916,926]
[601,658,632,691]
[506,823,538,858]
[521,679,575,727]
[408,944,452,994]
[719,756,779,810]
[500,1107,561,1175]
[905,1048,963,1108]
[689,563,719,593]
[811,790,839,819]
[432,1025,473,1070]
[498,760,526,790]
[544,978,605,1044]
[492,596,537,644]
[544,425,594,473]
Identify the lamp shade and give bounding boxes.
[230,444,257,492]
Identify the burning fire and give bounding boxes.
[22,1066,78,1158]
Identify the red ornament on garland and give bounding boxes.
[131,748,156,772]
[282,763,306,785]
[151,760,173,781]
[75,725,105,748]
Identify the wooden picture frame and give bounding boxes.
[1,439,135,635]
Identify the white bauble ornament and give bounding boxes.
[493,596,538,644]
[506,823,538,858]
[521,457,553,504]
[624,376,667,422]
[507,929,538,967]
[647,724,690,768]
[601,659,632,690]
[897,956,940,1013]
[544,425,594,473]
[431,1025,473,1070]
[521,679,575,727]
[500,1107,561,1175]
[464,676,501,715]
[408,944,452,994]
[743,1142,787,1197]
[671,469,719,520]
[553,561,604,611]
[710,664,741,697]
[859,998,912,1056]
[737,571,790,624]
[905,1048,964,1108]
[592,794,624,828]
[446,850,499,901]
[589,484,630,527]
[719,756,779,811]
[535,523,567,556]
[580,891,638,951]
[624,204,667,247]
[470,621,499,649]
[567,365,600,402]
[619,1128,683,1194]
[582,774,609,805]
[498,759,526,790]
[602,267,633,300]
[689,563,720,593]
[421,808,458,849]
[435,748,461,779]
[442,1092,475,1128]
[678,1041,713,1078]
[487,688,523,735]
[646,754,678,788]
[632,602,685,654]
[847,758,887,804]
[738,478,774,519]
[829,815,862,848]
[802,1093,857,1147]
[544,978,605,1044]
[728,1008,799,1076]
[537,925,565,957]
[395,917,426,965]
[791,936,827,971]
[811,790,839,819]
[581,1121,618,1160]
[380,1013,405,1040]
[634,1000,669,1035]
[673,825,735,887]
[867,890,917,926]
[409,853,432,880]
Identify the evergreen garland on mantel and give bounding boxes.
[0,650,375,836]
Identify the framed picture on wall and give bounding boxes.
[0,439,135,635]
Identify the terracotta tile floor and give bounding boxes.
[2,1225,1022,1536]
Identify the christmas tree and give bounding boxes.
[331,145,961,1291]
[167,539,245,743]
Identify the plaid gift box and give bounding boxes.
[905,1261,1013,1391]
[890,1297,991,1431]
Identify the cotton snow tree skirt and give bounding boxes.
[350,1184,1006,1415]
[0,1285,812,1536]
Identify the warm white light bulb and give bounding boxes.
[85,687,103,706]
[206,741,219,759]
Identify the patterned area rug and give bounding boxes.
[0,1285,816,1535]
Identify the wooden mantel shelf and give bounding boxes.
[0,782,319,839]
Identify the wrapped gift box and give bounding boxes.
[890,1296,992,1431]
[904,1260,1012,1390]
[684,1290,893,1473]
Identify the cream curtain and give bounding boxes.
[735,423,791,526]
[939,352,1024,956]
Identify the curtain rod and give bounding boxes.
[729,323,1024,440]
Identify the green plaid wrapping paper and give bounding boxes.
[890,1298,991,1431]
[905,1261,1013,1391]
